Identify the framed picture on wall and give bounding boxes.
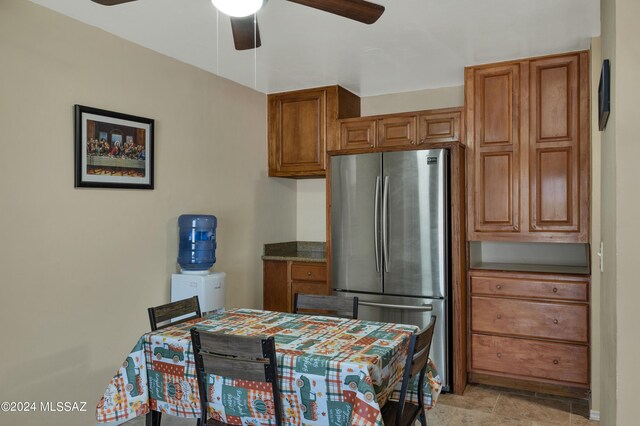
[74,105,154,189]
[598,59,610,131]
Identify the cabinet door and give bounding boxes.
[263,261,290,312]
[528,53,589,241]
[339,119,376,151]
[268,89,326,177]
[418,110,461,145]
[467,63,522,238]
[377,115,417,148]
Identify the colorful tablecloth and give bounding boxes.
[96,308,442,425]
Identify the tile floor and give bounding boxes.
[123,384,599,425]
[428,384,598,425]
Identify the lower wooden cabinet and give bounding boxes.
[468,269,590,396]
[471,297,588,342]
[263,260,328,313]
[471,334,589,385]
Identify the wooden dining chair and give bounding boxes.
[293,293,359,319]
[381,316,437,426]
[190,328,283,426]
[146,297,203,426]
[148,296,202,331]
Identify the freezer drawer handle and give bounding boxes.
[358,301,434,311]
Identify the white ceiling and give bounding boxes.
[30,0,600,97]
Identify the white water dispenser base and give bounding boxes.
[171,271,225,316]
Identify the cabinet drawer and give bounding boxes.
[471,297,588,343]
[292,282,328,296]
[471,274,588,301]
[291,263,327,282]
[471,334,588,385]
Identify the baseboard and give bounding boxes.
[468,372,590,399]
[590,410,600,421]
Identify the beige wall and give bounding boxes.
[296,179,327,241]
[295,86,464,241]
[360,86,465,116]
[599,0,618,423]
[615,0,640,420]
[589,37,602,417]
[0,1,296,425]
[600,0,640,423]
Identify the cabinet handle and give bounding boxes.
[496,284,502,290]
[553,319,559,324]
[420,138,425,144]
[553,359,559,365]
[496,353,502,358]
[496,313,502,319]
[358,301,433,311]
[307,272,312,276]
[553,287,558,293]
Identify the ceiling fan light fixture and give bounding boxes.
[211,0,263,17]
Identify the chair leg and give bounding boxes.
[146,410,161,426]
[419,411,427,426]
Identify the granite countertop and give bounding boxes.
[262,241,326,262]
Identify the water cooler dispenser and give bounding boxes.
[171,214,225,313]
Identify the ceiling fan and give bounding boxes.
[90,0,385,51]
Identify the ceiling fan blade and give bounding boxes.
[230,15,262,50]
[90,0,137,5]
[287,0,384,24]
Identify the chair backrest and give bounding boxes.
[190,328,282,426]
[293,293,359,319]
[148,296,201,331]
[395,316,437,426]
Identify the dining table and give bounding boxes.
[96,308,442,425]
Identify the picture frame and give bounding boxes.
[74,105,154,189]
[598,59,610,131]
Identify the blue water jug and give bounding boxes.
[177,214,217,271]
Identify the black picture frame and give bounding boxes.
[598,59,610,131]
[74,105,154,189]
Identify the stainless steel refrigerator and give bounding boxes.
[331,149,451,389]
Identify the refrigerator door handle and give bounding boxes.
[382,175,390,273]
[358,301,434,312]
[374,176,381,273]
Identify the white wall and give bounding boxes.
[295,86,465,241]
[0,1,296,425]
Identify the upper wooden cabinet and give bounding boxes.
[465,51,590,243]
[268,85,360,178]
[335,108,462,153]
[378,115,417,148]
[418,110,462,145]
